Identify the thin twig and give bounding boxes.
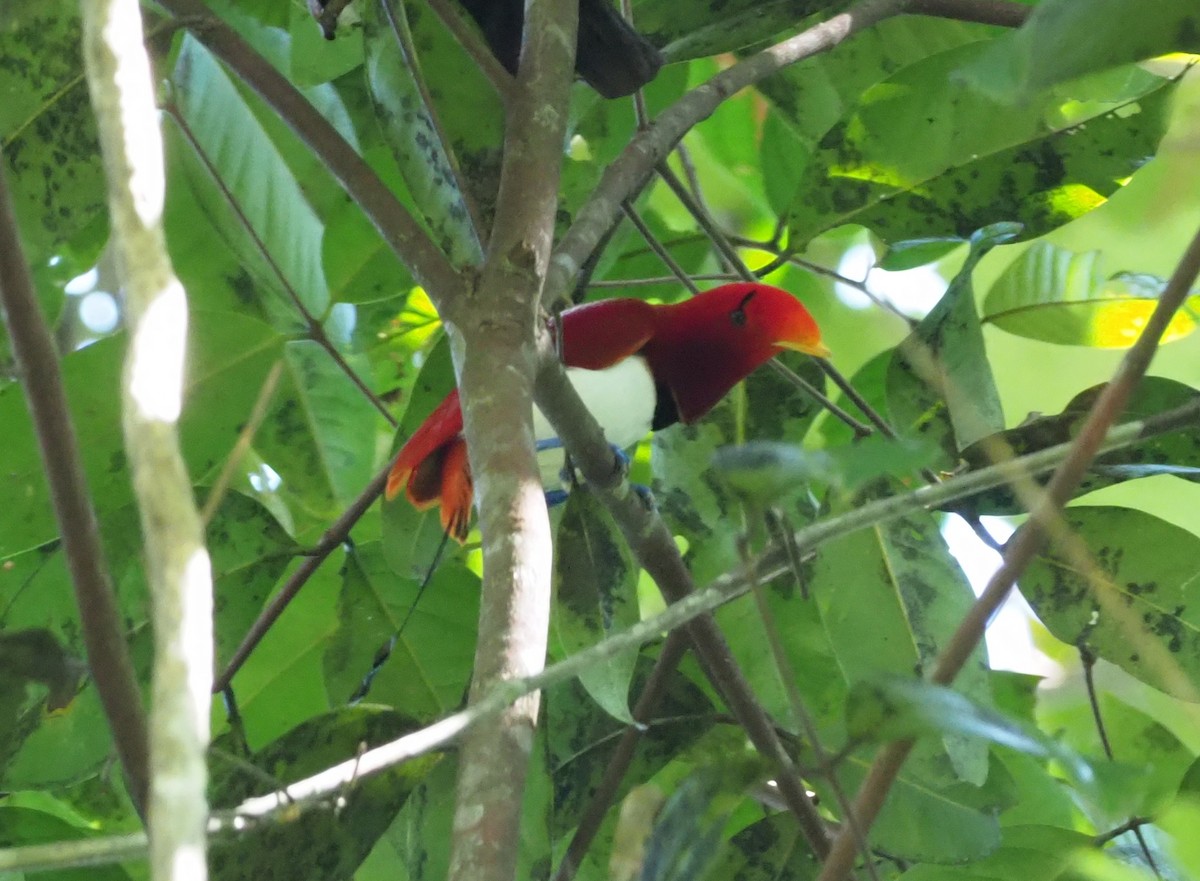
[213,463,390,692]
[1080,647,1163,879]
[199,359,285,526]
[0,161,151,817]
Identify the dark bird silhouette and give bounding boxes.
[457,0,663,98]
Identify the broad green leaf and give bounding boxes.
[1160,798,1200,881]
[0,310,283,558]
[222,562,342,749]
[322,151,415,305]
[289,1,364,86]
[209,706,439,881]
[811,494,991,786]
[964,0,1200,97]
[784,43,1178,248]
[888,224,1014,455]
[955,378,1200,517]
[363,0,483,268]
[208,493,301,672]
[1022,506,1200,702]
[846,678,1113,807]
[255,339,381,523]
[898,825,1092,881]
[172,35,331,327]
[323,541,476,717]
[710,812,820,880]
[829,751,1002,863]
[546,655,715,841]
[0,0,107,266]
[635,0,834,61]
[983,242,1200,347]
[880,238,967,272]
[636,771,741,881]
[0,806,134,880]
[399,0,504,228]
[552,491,640,724]
[1039,687,1190,820]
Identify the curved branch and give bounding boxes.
[0,164,151,816]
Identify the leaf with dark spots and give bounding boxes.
[785,40,1179,248]
[1022,506,1200,701]
[362,0,481,269]
[552,490,640,723]
[209,706,439,881]
[1,0,106,265]
[545,654,715,840]
[953,377,1200,516]
[887,224,1012,459]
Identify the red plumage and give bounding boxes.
[386,283,827,542]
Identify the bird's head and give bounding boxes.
[646,283,829,424]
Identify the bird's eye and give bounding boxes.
[730,291,755,327]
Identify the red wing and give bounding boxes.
[386,389,465,502]
[558,298,657,370]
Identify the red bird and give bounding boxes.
[386,283,828,541]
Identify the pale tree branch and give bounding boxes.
[82,0,214,876]
[0,164,151,815]
[816,221,1200,881]
[441,1,578,880]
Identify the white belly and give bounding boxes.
[532,357,657,486]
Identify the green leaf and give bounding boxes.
[0,310,283,558]
[0,0,107,266]
[362,0,483,268]
[289,1,364,86]
[888,224,1013,454]
[983,242,1200,347]
[323,542,476,718]
[879,238,966,272]
[1039,687,1190,819]
[846,678,1107,802]
[208,493,301,673]
[0,806,135,880]
[712,441,838,505]
[254,339,381,523]
[398,0,504,228]
[964,0,1200,98]
[811,493,991,786]
[955,378,1200,517]
[897,826,1092,881]
[635,0,835,61]
[829,752,1002,863]
[552,491,640,724]
[209,706,440,881]
[784,44,1179,248]
[172,35,331,327]
[711,812,821,879]
[1022,506,1200,702]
